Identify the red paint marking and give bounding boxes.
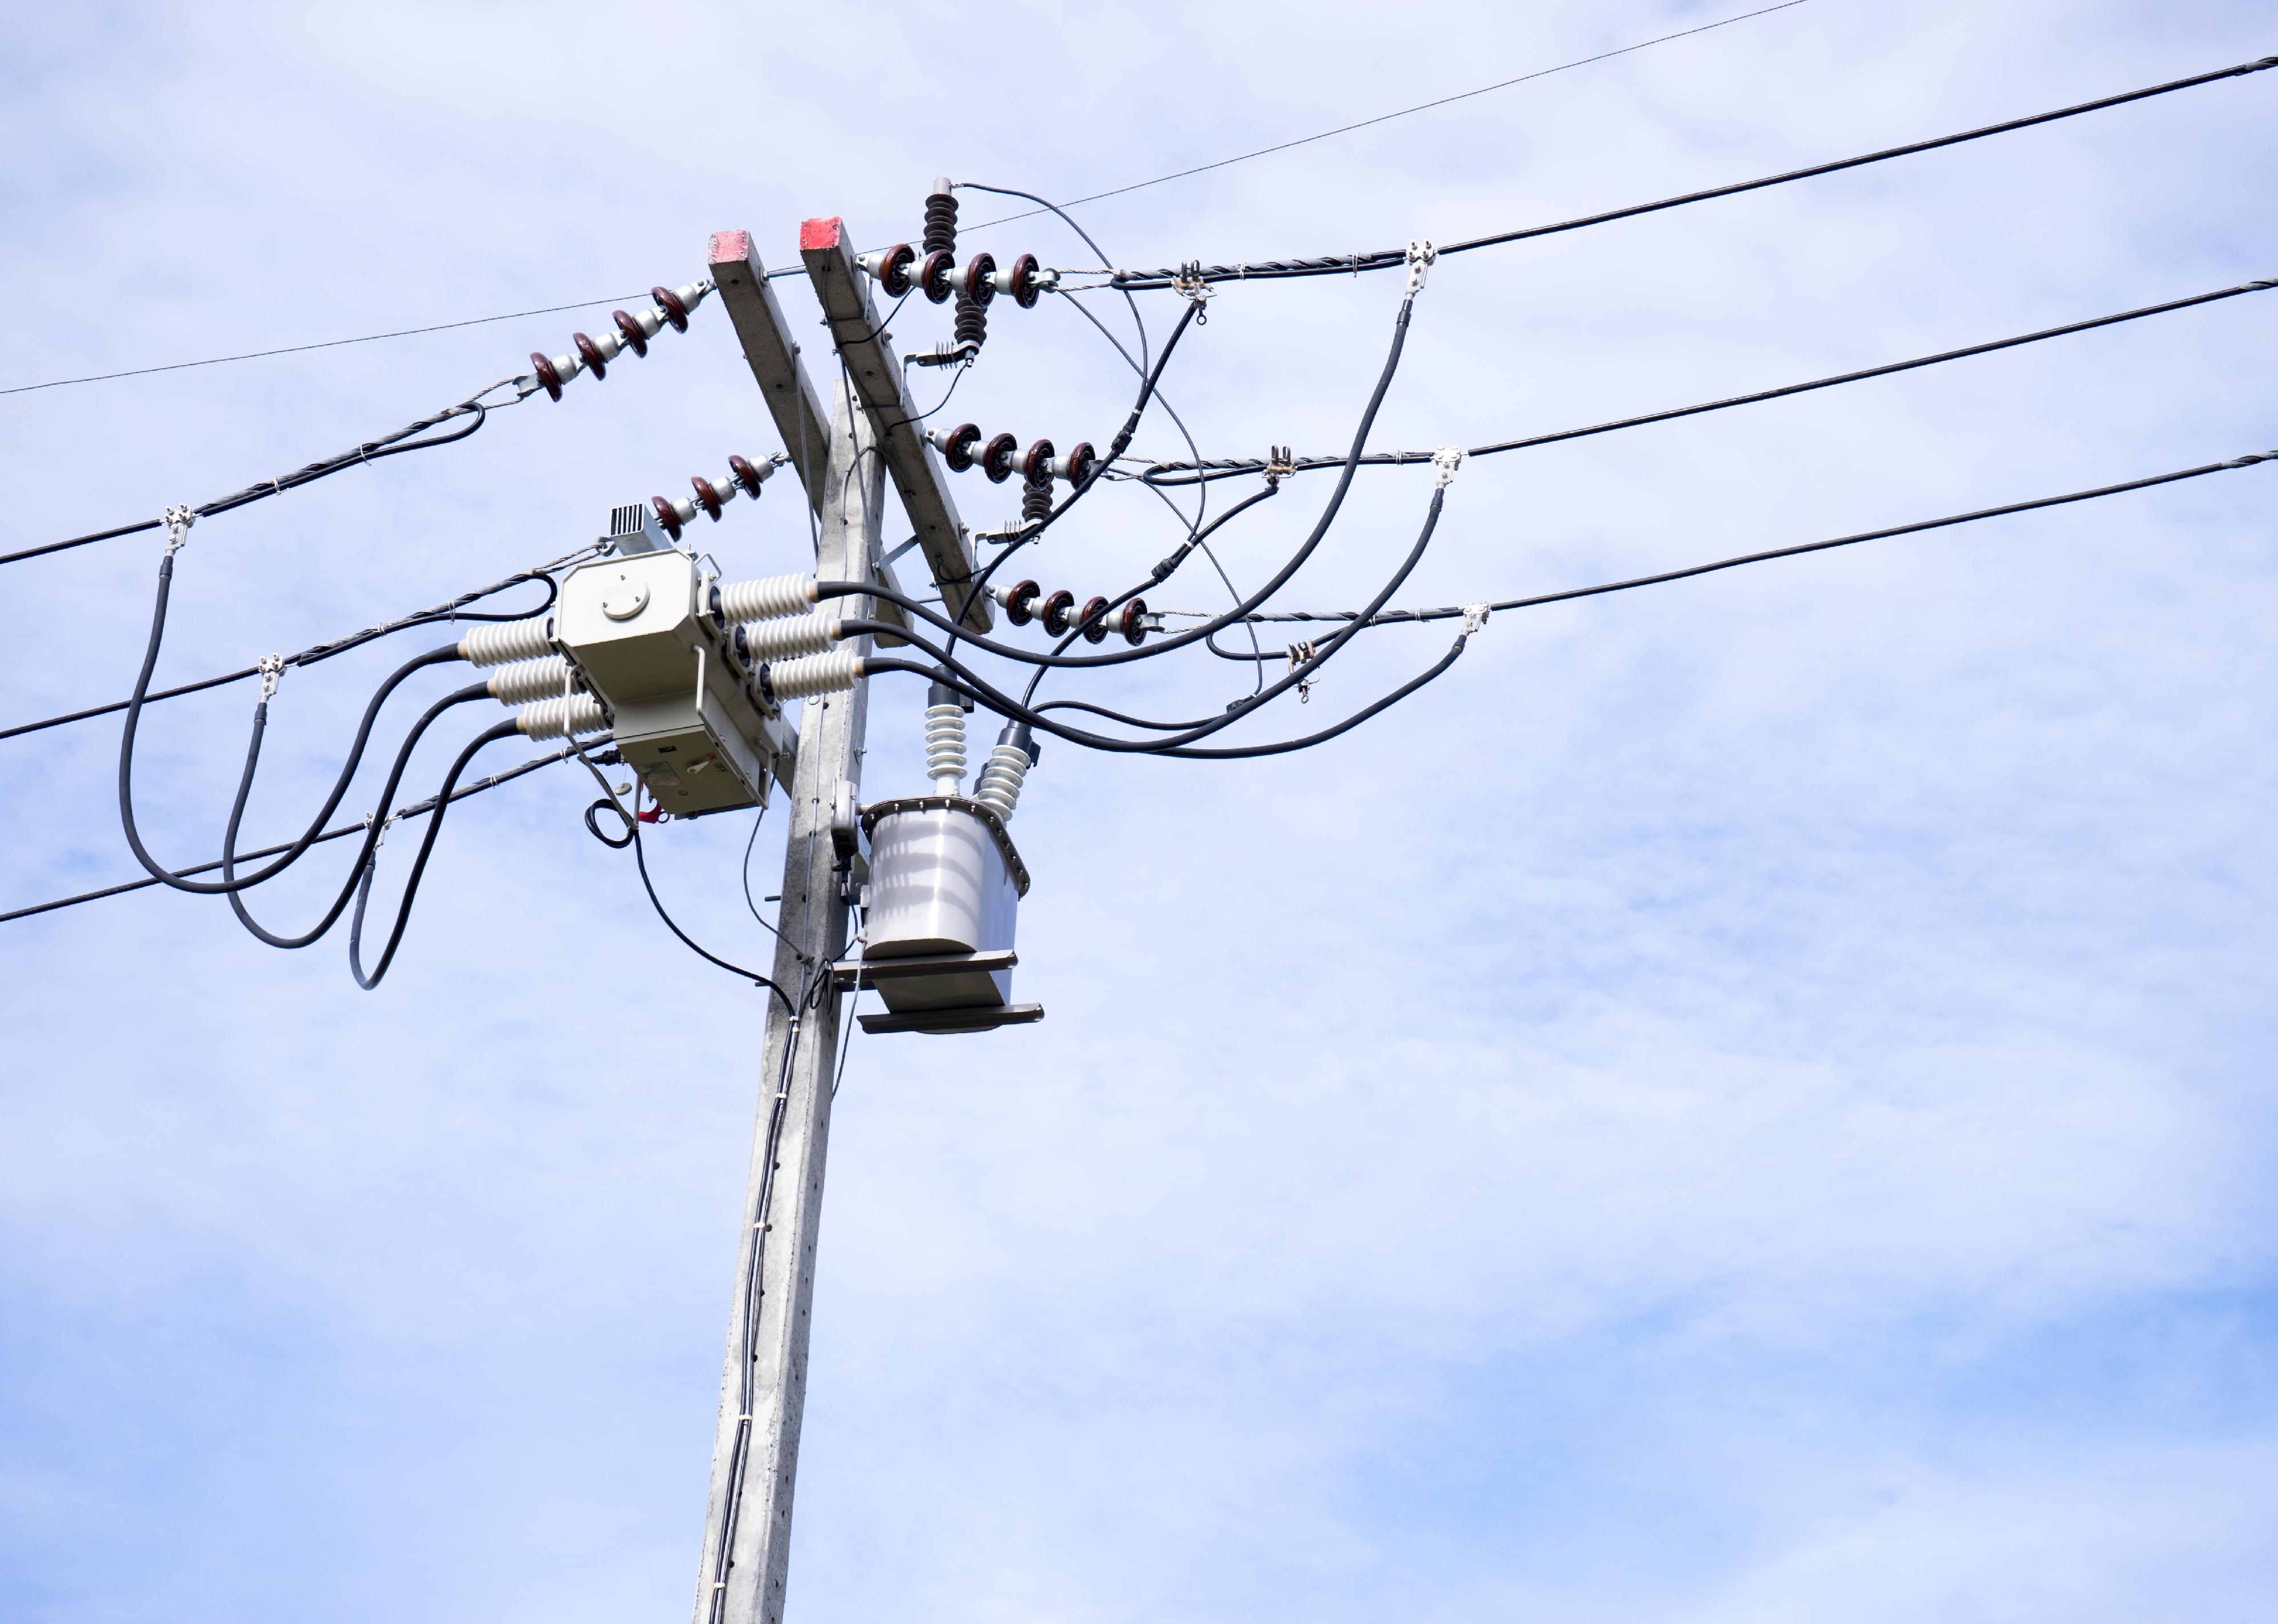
[708,230,753,266]
[799,217,844,252]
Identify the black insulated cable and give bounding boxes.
[1,747,581,926]
[2,564,563,745]
[220,680,498,948]
[627,808,793,1011]
[3,382,512,569]
[857,482,1452,755]
[116,541,471,897]
[1106,55,2278,290]
[832,287,1422,674]
[943,296,1205,655]
[1019,481,1285,707]
[348,718,523,989]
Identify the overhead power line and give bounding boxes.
[1105,54,2278,289]
[0,745,578,925]
[0,548,585,744]
[1,298,642,399]
[0,378,526,570]
[955,1,1816,233]
[1132,274,2278,484]
[0,5,1810,395]
[1201,447,2278,631]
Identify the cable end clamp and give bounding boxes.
[1405,239,1437,295]
[162,504,196,556]
[256,652,286,702]
[1460,603,1489,636]
[1263,444,1295,486]
[1171,260,1214,315]
[1432,446,1465,487]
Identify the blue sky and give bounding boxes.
[3,2,2275,1620]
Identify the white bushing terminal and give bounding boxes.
[460,615,553,668]
[514,692,607,738]
[486,655,578,705]
[716,573,817,624]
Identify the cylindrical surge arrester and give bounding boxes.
[973,721,1037,824]
[924,670,968,795]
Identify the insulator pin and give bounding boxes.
[997,580,1041,624]
[918,250,956,304]
[858,243,918,297]
[930,422,982,470]
[990,253,1043,309]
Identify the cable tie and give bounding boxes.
[1405,239,1438,295]
[256,652,286,702]
[1432,446,1465,487]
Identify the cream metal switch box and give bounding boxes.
[555,550,799,816]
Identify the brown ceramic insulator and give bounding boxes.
[1006,252,1042,309]
[1004,580,1041,625]
[1079,595,1111,644]
[922,190,959,256]
[1021,438,1055,485]
[651,285,690,332]
[940,422,981,472]
[918,250,957,304]
[1020,480,1052,524]
[529,352,563,403]
[727,454,765,497]
[877,242,916,297]
[1119,598,1148,646]
[650,496,684,541]
[691,476,723,521]
[980,432,1020,484]
[1040,589,1076,636]
[1060,441,1098,485]
[612,310,649,357]
[963,252,997,307]
[572,332,608,380]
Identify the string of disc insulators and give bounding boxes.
[927,425,1097,485]
[650,452,783,541]
[991,580,1160,645]
[525,280,715,402]
[855,243,1050,308]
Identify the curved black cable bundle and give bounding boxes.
[3,563,561,745]
[115,537,483,897]
[3,383,515,570]
[348,718,522,988]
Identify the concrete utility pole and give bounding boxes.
[690,219,983,1624]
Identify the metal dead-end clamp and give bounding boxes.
[1405,239,1438,296]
